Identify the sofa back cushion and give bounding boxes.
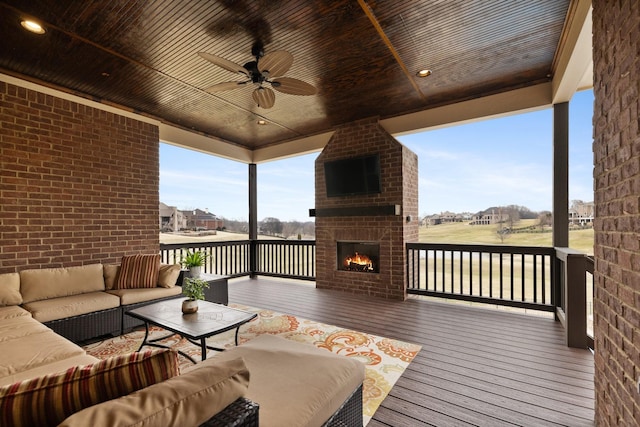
[157,264,181,288]
[103,264,120,290]
[114,254,160,289]
[0,273,21,307]
[0,349,179,427]
[19,264,105,304]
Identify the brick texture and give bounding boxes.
[314,117,418,300]
[592,1,640,425]
[0,82,160,273]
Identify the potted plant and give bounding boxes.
[180,249,209,278]
[181,277,210,314]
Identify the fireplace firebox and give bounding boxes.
[337,242,380,273]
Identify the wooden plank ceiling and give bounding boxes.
[0,0,570,151]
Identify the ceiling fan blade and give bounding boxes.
[252,87,276,109]
[204,81,247,93]
[271,77,317,95]
[197,52,248,76]
[258,50,293,78]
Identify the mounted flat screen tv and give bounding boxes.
[324,154,382,197]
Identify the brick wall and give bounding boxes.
[315,117,418,300]
[592,1,640,425]
[0,81,160,273]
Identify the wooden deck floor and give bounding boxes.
[228,276,594,427]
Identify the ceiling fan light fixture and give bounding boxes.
[416,69,432,78]
[21,19,45,34]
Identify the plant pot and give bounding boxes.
[182,299,198,314]
[188,266,202,278]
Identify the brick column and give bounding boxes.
[314,117,418,300]
[592,1,640,425]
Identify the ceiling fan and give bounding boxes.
[198,43,317,109]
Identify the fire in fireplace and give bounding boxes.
[336,242,380,273]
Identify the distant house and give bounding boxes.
[569,200,594,226]
[469,209,509,225]
[184,208,224,230]
[422,211,471,226]
[159,202,187,231]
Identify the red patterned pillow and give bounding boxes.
[114,254,160,289]
[0,349,179,427]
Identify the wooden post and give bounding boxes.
[555,248,588,348]
[249,163,257,278]
[553,102,569,247]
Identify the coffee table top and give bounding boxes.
[126,299,257,340]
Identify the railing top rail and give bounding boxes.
[585,255,595,274]
[406,242,555,255]
[554,246,589,262]
[160,241,251,250]
[255,239,316,245]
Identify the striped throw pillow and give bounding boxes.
[0,349,179,427]
[114,254,160,289]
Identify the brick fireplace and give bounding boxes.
[312,117,418,300]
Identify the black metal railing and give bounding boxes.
[406,243,556,311]
[160,239,316,280]
[161,238,591,348]
[254,240,316,280]
[160,241,251,278]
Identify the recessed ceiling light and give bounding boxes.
[416,69,432,78]
[257,120,267,125]
[21,19,45,34]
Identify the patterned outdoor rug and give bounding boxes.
[83,303,421,425]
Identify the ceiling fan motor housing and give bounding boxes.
[243,60,267,84]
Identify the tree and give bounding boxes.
[282,221,302,238]
[496,223,510,243]
[260,217,283,236]
[537,211,553,230]
[503,205,521,228]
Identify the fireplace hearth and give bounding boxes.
[337,242,380,273]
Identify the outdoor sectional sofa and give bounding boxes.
[0,259,365,426]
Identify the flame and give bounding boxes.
[344,252,374,270]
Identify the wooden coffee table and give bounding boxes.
[126,299,257,363]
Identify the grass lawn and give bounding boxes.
[419,219,594,255]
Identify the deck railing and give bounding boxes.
[160,241,252,278]
[254,240,316,280]
[585,256,594,349]
[161,239,590,348]
[406,243,556,311]
[554,247,592,348]
[160,239,316,280]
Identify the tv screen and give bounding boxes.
[324,154,381,197]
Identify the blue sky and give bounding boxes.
[160,90,594,222]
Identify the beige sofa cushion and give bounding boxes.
[157,263,181,288]
[0,349,179,427]
[20,264,105,303]
[58,357,250,427]
[212,334,365,427]
[0,305,31,320]
[0,313,49,343]
[0,328,85,381]
[106,286,182,305]
[0,273,21,306]
[103,264,120,290]
[22,291,121,323]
